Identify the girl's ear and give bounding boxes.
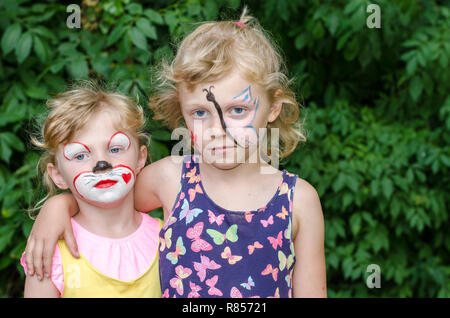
[47,162,69,190]
[136,145,148,174]
[268,89,284,123]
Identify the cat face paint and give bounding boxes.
[108,131,131,151]
[203,85,259,148]
[63,142,91,161]
[63,132,135,205]
[73,164,135,204]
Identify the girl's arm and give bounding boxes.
[134,162,164,213]
[134,156,182,216]
[24,270,60,298]
[25,193,79,281]
[291,179,327,297]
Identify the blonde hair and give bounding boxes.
[30,81,149,215]
[150,7,306,158]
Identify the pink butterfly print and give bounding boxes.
[169,265,192,296]
[186,222,213,253]
[188,183,203,202]
[267,230,283,249]
[260,215,274,228]
[261,264,279,281]
[206,275,223,296]
[187,281,202,298]
[208,210,225,226]
[193,255,222,282]
[230,286,243,298]
[162,288,169,298]
[248,241,263,255]
[244,211,254,223]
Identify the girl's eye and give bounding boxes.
[193,110,207,118]
[110,147,121,154]
[231,107,245,115]
[75,154,86,161]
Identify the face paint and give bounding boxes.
[63,142,91,161]
[108,132,131,150]
[190,130,199,148]
[73,164,135,204]
[92,160,113,173]
[203,85,260,148]
[227,85,259,146]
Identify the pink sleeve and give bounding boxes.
[20,244,64,296]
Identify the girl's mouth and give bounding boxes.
[94,179,118,189]
[212,146,235,154]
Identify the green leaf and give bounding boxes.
[344,37,360,61]
[409,76,423,101]
[332,173,347,192]
[203,1,218,20]
[0,132,25,152]
[344,0,362,15]
[128,27,147,50]
[327,11,340,35]
[106,25,127,46]
[22,218,34,237]
[126,3,143,15]
[1,23,22,55]
[15,31,33,63]
[25,85,48,100]
[349,213,361,236]
[33,35,48,63]
[0,226,15,254]
[143,9,164,25]
[295,33,308,50]
[381,177,393,199]
[66,57,89,79]
[136,18,157,40]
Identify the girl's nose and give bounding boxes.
[93,160,112,173]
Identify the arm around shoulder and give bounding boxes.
[291,178,327,297]
[134,156,182,213]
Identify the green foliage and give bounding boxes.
[0,0,449,298]
[273,0,450,297]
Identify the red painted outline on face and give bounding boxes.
[63,142,91,161]
[190,130,199,148]
[107,131,131,150]
[72,164,135,199]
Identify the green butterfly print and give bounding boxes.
[206,224,239,245]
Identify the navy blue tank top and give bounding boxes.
[159,155,298,298]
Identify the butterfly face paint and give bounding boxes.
[73,164,135,204]
[227,85,259,146]
[203,85,260,148]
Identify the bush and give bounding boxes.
[0,0,448,297]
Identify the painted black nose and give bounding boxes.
[93,161,112,173]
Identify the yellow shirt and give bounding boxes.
[58,219,162,298]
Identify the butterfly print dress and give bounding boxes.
[159,155,298,298]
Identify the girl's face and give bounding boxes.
[48,109,147,207]
[179,69,282,169]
